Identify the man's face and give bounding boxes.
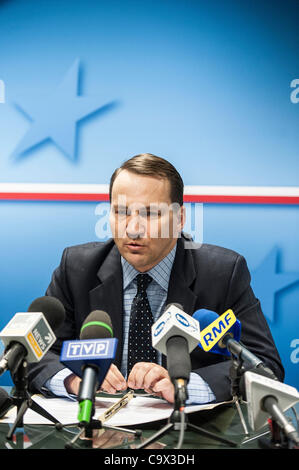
[110,170,185,272]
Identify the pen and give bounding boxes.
[97,390,134,423]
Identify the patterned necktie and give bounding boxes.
[127,273,157,375]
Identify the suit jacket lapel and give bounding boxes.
[89,243,124,368]
[166,237,198,315]
[162,237,198,368]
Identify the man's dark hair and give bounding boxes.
[109,153,184,206]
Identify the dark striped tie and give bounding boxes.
[127,273,157,374]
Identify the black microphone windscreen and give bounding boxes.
[166,335,191,382]
[164,303,183,312]
[80,310,113,340]
[27,296,66,332]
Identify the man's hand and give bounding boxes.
[127,362,175,403]
[100,363,127,394]
[64,364,127,395]
[64,373,81,395]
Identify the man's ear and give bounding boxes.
[179,205,186,231]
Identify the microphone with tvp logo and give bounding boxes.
[152,303,201,407]
[0,296,65,376]
[60,310,117,424]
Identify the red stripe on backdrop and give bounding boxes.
[183,195,299,204]
[0,192,298,204]
[0,192,110,201]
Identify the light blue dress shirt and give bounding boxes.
[46,243,215,404]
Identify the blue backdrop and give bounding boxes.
[0,0,298,389]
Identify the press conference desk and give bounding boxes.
[0,394,298,452]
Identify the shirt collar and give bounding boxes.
[121,243,177,292]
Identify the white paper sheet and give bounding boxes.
[0,394,231,427]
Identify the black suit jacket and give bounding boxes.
[27,235,284,402]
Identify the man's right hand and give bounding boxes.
[64,372,81,395]
[64,364,127,396]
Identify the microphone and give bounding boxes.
[60,310,118,424]
[151,303,201,406]
[245,370,299,447]
[193,308,277,380]
[0,296,65,376]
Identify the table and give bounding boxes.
[0,397,298,451]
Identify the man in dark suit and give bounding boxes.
[28,154,284,403]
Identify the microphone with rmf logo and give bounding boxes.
[194,308,241,355]
[193,308,277,380]
[193,307,278,436]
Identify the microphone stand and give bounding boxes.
[229,355,250,435]
[258,402,299,449]
[228,346,293,442]
[6,358,64,441]
[64,391,142,449]
[136,379,237,449]
[65,417,142,449]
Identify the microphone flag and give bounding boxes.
[60,338,118,386]
[194,308,241,356]
[0,312,56,363]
